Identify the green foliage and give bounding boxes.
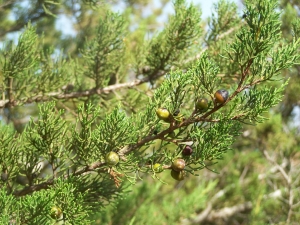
[0,123,19,183]
[93,177,218,225]
[206,0,240,42]
[146,0,202,77]
[0,0,300,224]
[80,11,127,88]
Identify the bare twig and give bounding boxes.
[262,150,290,185]
[181,185,252,225]
[262,150,294,223]
[180,188,229,225]
[205,202,252,223]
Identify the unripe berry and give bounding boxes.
[195,98,208,111]
[156,108,171,122]
[105,152,119,166]
[171,158,185,171]
[182,145,193,156]
[50,206,62,219]
[214,89,229,104]
[171,169,185,181]
[153,163,163,173]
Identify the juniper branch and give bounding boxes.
[0,70,167,108]
[0,23,241,109]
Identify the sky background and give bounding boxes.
[56,0,241,37]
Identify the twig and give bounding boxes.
[180,188,228,225]
[262,150,294,223]
[0,70,167,108]
[262,150,290,184]
[206,202,252,223]
[180,185,252,225]
[14,161,105,196]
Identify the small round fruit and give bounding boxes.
[195,98,208,111]
[214,89,229,104]
[156,108,171,122]
[50,206,62,219]
[105,152,119,166]
[182,146,193,156]
[172,158,185,171]
[153,163,163,173]
[171,169,185,181]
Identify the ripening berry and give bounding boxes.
[182,145,193,156]
[214,89,229,104]
[195,98,208,111]
[50,206,62,219]
[105,152,120,166]
[171,169,185,181]
[156,108,171,122]
[172,158,185,171]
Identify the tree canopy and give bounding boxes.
[0,0,300,224]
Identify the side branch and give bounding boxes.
[14,161,105,197]
[0,71,166,108]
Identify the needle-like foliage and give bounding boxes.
[0,0,299,224]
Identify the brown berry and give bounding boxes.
[171,169,185,181]
[214,89,229,104]
[171,158,185,171]
[182,146,193,156]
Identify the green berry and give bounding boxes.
[171,169,185,181]
[153,163,163,173]
[50,206,62,219]
[156,108,171,122]
[195,98,208,111]
[105,152,119,166]
[171,158,185,171]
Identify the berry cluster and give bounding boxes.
[154,89,229,180]
[101,90,229,182]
